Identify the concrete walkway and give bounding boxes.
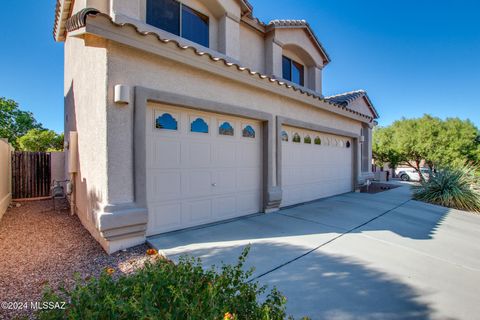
[149,184,480,320]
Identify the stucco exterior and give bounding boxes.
[55,0,377,253]
[0,139,13,221]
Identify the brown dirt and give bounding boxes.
[0,200,152,320]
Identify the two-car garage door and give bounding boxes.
[145,104,354,235]
[281,126,354,207]
[146,105,263,236]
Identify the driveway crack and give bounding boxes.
[249,199,412,282]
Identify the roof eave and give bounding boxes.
[267,23,331,66]
[53,0,74,42]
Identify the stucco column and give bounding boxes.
[367,126,373,173]
[308,65,323,95]
[265,34,283,79]
[219,13,241,61]
[356,138,362,186]
[110,0,142,21]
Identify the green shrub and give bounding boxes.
[37,247,300,320]
[412,167,480,212]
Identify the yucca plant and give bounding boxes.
[412,166,480,213]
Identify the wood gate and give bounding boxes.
[11,152,51,199]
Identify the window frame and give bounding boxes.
[282,55,305,86]
[146,0,210,48]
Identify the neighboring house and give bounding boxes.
[54,0,379,253]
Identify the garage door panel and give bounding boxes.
[186,142,212,168]
[188,199,213,223]
[214,169,237,194]
[150,202,183,233]
[186,171,213,197]
[238,192,261,214]
[213,196,237,218]
[237,168,262,190]
[146,105,262,236]
[147,170,182,202]
[283,186,302,206]
[213,141,237,167]
[239,149,261,166]
[149,139,181,169]
[281,126,353,207]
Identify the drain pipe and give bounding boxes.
[68,131,78,216]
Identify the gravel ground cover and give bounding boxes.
[0,200,150,320]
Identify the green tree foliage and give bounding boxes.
[17,129,64,152]
[373,115,480,176]
[0,97,42,148]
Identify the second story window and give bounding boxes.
[282,56,304,86]
[147,0,209,48]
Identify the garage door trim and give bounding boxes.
[276,116,361,191]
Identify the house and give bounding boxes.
[54,0,379,254]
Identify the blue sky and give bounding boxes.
[0,0,478,133]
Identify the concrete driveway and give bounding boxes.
[148,184,480,320]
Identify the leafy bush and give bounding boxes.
[412,167,480,212]
[38,247,302,320]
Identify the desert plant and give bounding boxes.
[412,166,480,212]
[37,247,298,320]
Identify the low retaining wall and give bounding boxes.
[0,139,13,220]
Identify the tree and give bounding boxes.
[373,115,480,179]
[0,97,42,148]
[17,129,64,152]
[372,126,402,174]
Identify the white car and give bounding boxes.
[395,168,430,182]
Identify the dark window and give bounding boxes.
[304,135,312,144]
[282,56,292,82]
[156,113,178,130]
[219,122,234,136]
[146,0,209,47]
[281,131,289,142]
[314,137,321,145]
[346,141,351,148]
[242,125,255,138]
[147,0,180,35]
[282,56,304,86]
[182,5,209,47]
[191,118,209,133]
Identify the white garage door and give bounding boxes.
[281,126,354,207]
[146,104,263,236]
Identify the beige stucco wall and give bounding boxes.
[348,97,374,118]
[274,28,325,68]
[51,152,66,183]
[239,23,265,73]
[0,139,12,221]
[64,34,109,245]
[105,41,362,206]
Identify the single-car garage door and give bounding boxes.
[281,126,354,207]
[146,104,263,236]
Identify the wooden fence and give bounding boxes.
[11,152,51,199]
